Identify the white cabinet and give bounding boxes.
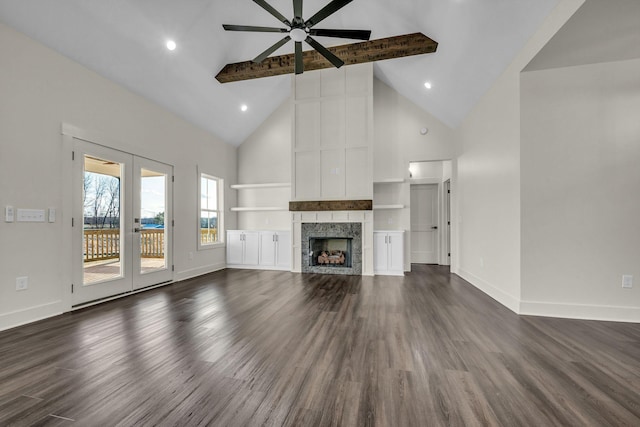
[259,231,291,269]
[227,230,290,271]
[373,231,404,276]
[226,230,259,266]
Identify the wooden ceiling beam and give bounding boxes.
[215,32,438,84]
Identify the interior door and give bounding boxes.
[72,139,173,306]
[411,184,438,264]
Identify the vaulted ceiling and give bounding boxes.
[0,0,559,145]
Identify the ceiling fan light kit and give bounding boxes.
[218,0,438,83]
[222,0,371,76]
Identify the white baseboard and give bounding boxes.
[456,269,520,314]
[0,300,65,332]
[226,264,291,272]
[520,301,640,323]
[174,263,227,282]
[456,269,640,323]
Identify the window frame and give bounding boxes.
[198,170,224,250]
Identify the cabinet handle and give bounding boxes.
[388,236,391,244]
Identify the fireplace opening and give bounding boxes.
[309,237,353,268]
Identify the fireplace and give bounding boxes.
[301,222,362,275]
[309,237,353,268]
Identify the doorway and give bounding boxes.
[72,138,173,306]
[410,184,438,264]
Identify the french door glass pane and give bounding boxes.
[83,155,123,285]
[140,168,167,274]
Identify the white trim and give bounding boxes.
[520,301,640,323]
[0,301,65,332]
[373,204,404,210]
[456,269,521,314]
[230,183,291,189]
[373,178,405,184]
[226,264,290,271]
[173,263,227,282]
[230,207,288,212]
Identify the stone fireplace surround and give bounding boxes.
[301,222,362,275]
[291,210,374,276]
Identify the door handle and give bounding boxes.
[134,227,141,233]
[431,226,438,230]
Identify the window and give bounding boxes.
[199,173,223,247]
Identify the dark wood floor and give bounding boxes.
[0,265,639,426]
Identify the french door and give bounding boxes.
[72,138,173,306]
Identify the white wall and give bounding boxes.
[0,23,237,331]
[373,79,455,181]
[454,0,584,312]
[236,100,292,230]
[521,58,640,321]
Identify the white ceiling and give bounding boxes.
[0,0,559,146]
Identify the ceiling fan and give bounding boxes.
[223,0,371,75]
[216,0,439,83]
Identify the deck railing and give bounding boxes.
[84,228,217,262]
[200,228,218,245]
[84,229,167,262]
[84,228,218,262]
[84,229,121,263]
[140,229,165,258]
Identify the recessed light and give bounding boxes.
[424,81,432,90]
[240,104,248,112]
[166,40,177,51]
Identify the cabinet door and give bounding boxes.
[259,232,276,266]
[275,231,291,269]
[387,232,404,273]
[373,232,388,272]
[227,231,244,265]
[243,232,260,265]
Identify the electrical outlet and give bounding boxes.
[622,275,633,289]
[16,276,28,291]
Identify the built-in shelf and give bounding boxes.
[230,207,288,212]
[230,183,291,190]
[373,204,405,210]
[373,178,405,184]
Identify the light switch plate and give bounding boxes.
[17,209,46,222]
[5,206,14,222]
[48,208,56,223]
[622,275,633,289]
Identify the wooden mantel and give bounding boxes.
[289,200,373,212]
[215,33,438,84]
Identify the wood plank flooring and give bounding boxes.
[0,265,638,426]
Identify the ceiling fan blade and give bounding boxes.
[305,0,353,28]
[293,0,303,20]
[253,36,292,63]
[223,24,288,33]
[295,42,304,74]
[308,28,371,40]
[305,36,344,69]
[253,0,292,26]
